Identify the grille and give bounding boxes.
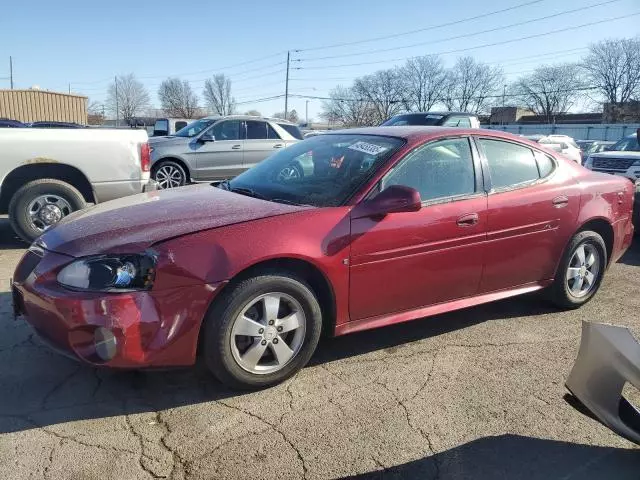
[593,157,635,171]
[13,249,43,283]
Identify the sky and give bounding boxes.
[1,0,639,121]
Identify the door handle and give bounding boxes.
[552,195,569,208]
[457,213,479,227]
[273,144,284,149]
[231,144,242,150]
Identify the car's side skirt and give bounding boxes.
[335,280,552,336]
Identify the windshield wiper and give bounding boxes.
[270,198,313,207]
[218,179,231,191]
[229,187,268,201]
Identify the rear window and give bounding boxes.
[277,123,304,140]
[154,119,169,136]
[381,114,444,126]
[174,121,188,132]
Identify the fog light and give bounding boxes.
[94,327,118,361]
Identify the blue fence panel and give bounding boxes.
[484,123,640,141]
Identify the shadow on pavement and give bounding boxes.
[618,236,640,267]
[0,288,556,436]
[0,218,25,250]
[341,434,640,480]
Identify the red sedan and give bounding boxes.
[12,127,635,389]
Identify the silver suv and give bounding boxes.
[149,115,303,188]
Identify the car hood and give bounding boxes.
[38,184,309,257]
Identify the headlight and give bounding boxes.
[57,254,156,292]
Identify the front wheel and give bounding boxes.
[547,230,607,309]
[153,160,187,189]
[203,272,322,389]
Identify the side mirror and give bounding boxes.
[200,132,215,142]
[353,185,422,218]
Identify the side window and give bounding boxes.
[534,151,555,178]
[211,120,241,141]
[245,120,268,140]
[381,138,476,202]
[479,139,539,189]
[174,121,187,131]
[442,117,460,127]
[267,123,281,139]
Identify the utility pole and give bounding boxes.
[68,83,71,94]
[305,100,309,125]
[114,76,119,127]
[284,51,290,120]
[501,84,506,128]
[9,56,13,89]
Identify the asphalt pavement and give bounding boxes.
[0,217,639,479]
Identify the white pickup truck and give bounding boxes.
[0,128,155,242]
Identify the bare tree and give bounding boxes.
[272,110,299,122]
[87,101,105,125]
[512,64,584,123]
[244,109,262,116]
[158,78,199,117]
[581,37,640,116]
[400,55,448,112]
[443,57,504,114]
[320,86,376,127]
[203,74,235,115]
[106,74,150,123]
[353,69,404,124]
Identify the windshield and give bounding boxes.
[227,134,404,207]
[381,114,444,126]
[175,118,216,137]
[278,123,304,140]
[611,134,640,152]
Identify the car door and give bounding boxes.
[188,120,243,180]
[349,136,488,321]
[243,120,284,170]
[475,137,580,293]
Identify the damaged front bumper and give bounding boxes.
[566,321,640,445]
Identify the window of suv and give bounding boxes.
[277,123,304,140]
[611,134,640,152]
[245,120,268,140]
[443,116,472,128]
[211,120,241,141]
[479,139,539,189]
[175,118,215,137]
[382,138,476,201]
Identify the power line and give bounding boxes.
[235,94,285,106]
[294,12,639,70]
[294,0,546,52]
[297,0,619,63]
[289,85,600,104]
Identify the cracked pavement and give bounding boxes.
[1,218,639,479]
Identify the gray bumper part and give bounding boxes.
[566,321,640,445]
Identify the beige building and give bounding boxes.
[0,89,88,124]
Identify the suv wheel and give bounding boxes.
[153,161,187,189]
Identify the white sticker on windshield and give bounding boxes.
[348,141,388,156]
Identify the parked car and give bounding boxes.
[525,134,582,163]
[0,128,154,242]
[576,140,615,164]
[381,112,480,128]
[584,132,640,182]
[29,121,86,128]
[12,127,634,389]
[152,118,193,137]
[0,118,25,128]
[149,115,303,188]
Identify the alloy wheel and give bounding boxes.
[230,293,306,375]
[155,164,185,189]
[566,243,601,298]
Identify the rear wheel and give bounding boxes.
[8,179,86,243]
[153,160,187,189]
[203,272,322,389]
[547,230,607,309]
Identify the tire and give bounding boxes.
[203,272,323,390]
[8,179,86,243]
[547,230,607,309]
[153,160,187,189]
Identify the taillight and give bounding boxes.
[140,143,150,172]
